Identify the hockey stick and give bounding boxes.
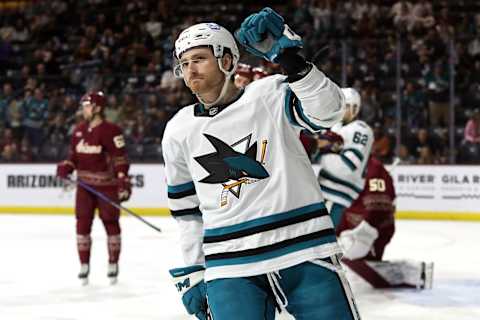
[65,178,162,233]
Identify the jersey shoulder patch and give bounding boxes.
[113,134,125,148]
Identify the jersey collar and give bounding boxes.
[194,89,244,117]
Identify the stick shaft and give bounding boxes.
[72,178,162,233]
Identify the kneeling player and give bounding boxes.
[337,156,433,289]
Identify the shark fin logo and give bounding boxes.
[194,133,269,206]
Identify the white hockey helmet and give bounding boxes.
[174,23,240,78]
[341,87,361,118]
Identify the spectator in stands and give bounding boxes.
[408,128,441,160]
[22,87,49,156]
[403,81,427,127]
[309,0,332,34]
[459,108,480,162]
[11,17,30,43]
[105,95,121,124]
[416,145,435,164]
[0,127,17,162]
[2,83,23,142]
[410,0,435,32]
[17,137,33,162]
[391,1,413,32]
[145,94,161,119]
[425,63,449,127]
[143,62,161,92]
[464,108,480,144]
[0,82,14,125]
[397,144,415,164]
[0,143,17,162]
[359,86,379,125]
[0,29,13,76]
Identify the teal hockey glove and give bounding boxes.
[235,7,303,63]
[169,265,207,320]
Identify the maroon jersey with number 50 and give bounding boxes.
[337,156,396,260]
[65,120,129,188]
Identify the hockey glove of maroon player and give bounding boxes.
[56,160,74,179]
[339,220,379,260]
[317,131,344,154]
[117,174,132,202]
[169,265,208,320]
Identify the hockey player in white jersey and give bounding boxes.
[164,7,360,320]
[317,87,374,228]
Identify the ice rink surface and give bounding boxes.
[1,214,479,320]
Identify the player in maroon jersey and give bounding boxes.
[56,91,131,285]
[337,156,433,289]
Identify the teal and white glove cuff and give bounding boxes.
[169,265,205,295]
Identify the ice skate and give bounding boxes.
[107,263,118,285]
[420,262,434,290]
[78,264,89,286]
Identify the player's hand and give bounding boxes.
[235,7,303,63]
[169,265,207,320]
[117,174,132,202]
[56,161,74,179]
[317,131,344,154]
[339,220,378,260]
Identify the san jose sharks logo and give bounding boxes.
[194,133,269,206]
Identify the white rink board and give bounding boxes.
[0,164,168,208]
[0,164,479,216]
[390,165,480,213]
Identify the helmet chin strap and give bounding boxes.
[194,58,235,109]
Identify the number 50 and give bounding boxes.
[369,178,386,192]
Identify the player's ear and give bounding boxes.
[222,53,233,72]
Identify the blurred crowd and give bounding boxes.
[0,0,480,164]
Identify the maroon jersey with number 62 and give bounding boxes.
[65,120,129,188]
[337,156,396,260]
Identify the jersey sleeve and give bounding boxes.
[162,123,205,266]
[285,66,345,132]
[102,124,130,176]
[340,124,374,172]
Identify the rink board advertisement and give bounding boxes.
[0,164,169,215]
[0,164,479,220]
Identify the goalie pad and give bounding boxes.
[365,260,434,289]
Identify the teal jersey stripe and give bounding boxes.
[342,148,364,162]
[205,232,336,267]
[293,98,328,131]
[168,181,195,194]
[340,154,357,170]
[320,185,355,203]
[284,89,302,127]
[319,169,363,194]
[204,202,326,238]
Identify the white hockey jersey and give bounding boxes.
[162,66,344,281]
[318,120,374,208]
